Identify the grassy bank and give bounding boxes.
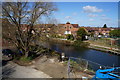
[86,40,120,55]
[49,38,90,48]
[50,38,120,55]
[87,38,119,49]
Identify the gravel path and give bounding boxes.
[2,61,52,78]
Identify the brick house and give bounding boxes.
[57,22,79,37]
[33,22,79,37]
[83,27,115,37]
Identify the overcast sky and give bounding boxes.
[52,2,118,27]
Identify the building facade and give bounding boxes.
[57,22,79,37]
[83,27,115,37]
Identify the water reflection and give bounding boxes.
[41,41,120,67]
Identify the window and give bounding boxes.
[70,27,71,29]
[65,27,66,28]
[64,31,71,34]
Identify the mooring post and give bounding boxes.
[61,52,65,62]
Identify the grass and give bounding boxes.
[88,38,119,49]
[13,56,34,66]
[19,56,33,62]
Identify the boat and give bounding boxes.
[92,67,120,80]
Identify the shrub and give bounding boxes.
[109,29,120,38]
[66,34,74,40]
[19,56,32,62]
[73,40,90,48]
[77,28,88,41]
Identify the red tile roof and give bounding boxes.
[72,24,79,28]
[84,27,113,31]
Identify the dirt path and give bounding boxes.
[2,56,94,78]
[2,61,52,78]
[33,56,94,78]
[33,56,68,78]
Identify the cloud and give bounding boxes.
[88,14,98,17]
[83,5,103,13]
[101,17,111,21]
[65,16,71,19]
[73,12,77,16]
[89,19,94,21]
[25,15,30,18]
[39,8,43,12]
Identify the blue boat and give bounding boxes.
[92,67,120,80]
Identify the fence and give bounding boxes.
[67,57,112,79]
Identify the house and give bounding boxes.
[57,22,79,37]
[83,27,115,37]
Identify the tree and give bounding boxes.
[2,2,57,58]
[66,34,74,40]
[76,28,87,41]
[103,24,107,28]
[109,29,120,38]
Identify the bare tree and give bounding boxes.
[2,2,57,57]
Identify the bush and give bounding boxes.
[73,40,89,48]
[77,28,88,41]
[109,29,120,38]
[19,56,33,62]
[66,34,74,40]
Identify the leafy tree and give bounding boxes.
[103,24,107,28]
[109,29,120,38]
[76,28,87,41]
[2,2,57,58]
[90,32,94,37]
[66,34,74,40]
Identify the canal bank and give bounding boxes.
[88,44,120,56]
[49,38,120,56]
[41,39,120,67]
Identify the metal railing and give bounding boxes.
[67,57,112,78]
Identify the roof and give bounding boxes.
[58,24,79,28]
[58,24,65,26]
[84,27,113,31]
[72,24,79,28]
[34,24,56,28]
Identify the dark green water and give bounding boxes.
[42,41,120,67]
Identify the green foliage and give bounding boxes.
[51,51,60,56]
[109,29,120,38]
[19,56,33,62]
[73,40,90,47]
[90,32,94,37]
[66,34,74,40]
[77,28,87,41]
[51,34,65,39]
[103,24,107,28]
[77,28,87,36]
[99,33,103,35]
[76,36,82,41]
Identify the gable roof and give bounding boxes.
[72,24,79,28]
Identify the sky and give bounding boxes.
[51,2,118,27]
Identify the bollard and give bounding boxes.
[61,53,65,62]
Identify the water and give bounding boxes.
[41,41,120,67]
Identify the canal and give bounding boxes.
[41,41,120,67]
